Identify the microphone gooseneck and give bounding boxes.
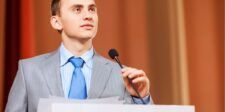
[108,49,146,104]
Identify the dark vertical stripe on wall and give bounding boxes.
[3,0,21,108]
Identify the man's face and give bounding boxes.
[57,0,98,40]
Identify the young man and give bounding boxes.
[5,0,153,111]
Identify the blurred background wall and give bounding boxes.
[0,0,5,110]
[185,0,224,112]
[0,0,224,112]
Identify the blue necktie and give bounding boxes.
[68,57,87,99]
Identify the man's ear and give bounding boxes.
[50,16,62,31]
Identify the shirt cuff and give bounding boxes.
[132,95,150,104]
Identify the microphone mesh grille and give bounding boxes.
[108,49,119,59]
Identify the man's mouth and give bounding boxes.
[80,24,94,29]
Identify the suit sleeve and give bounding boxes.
[5,60,28,112]
[132,95,154,104]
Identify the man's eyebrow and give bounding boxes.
[70,4,83,9]
[89,4,97,8]
[70,4,96,9]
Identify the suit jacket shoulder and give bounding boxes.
[5,49,63,112]
[19,50,58,67]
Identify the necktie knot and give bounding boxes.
[69,57,84,68]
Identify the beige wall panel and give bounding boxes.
[168,0,189,104]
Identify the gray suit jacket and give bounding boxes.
[5,49,152,112]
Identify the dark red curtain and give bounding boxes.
[4,0,21,106]
[3,0,35,109]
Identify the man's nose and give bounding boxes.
[83,10,93,21]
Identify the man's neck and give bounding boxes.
[62,36,93,57]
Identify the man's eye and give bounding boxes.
[89,7,96,12]
[73,7,81,13]
[75,8,81,12]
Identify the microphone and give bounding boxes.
[108,49,146,104]
[108,49,123,68]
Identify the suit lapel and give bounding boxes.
[41,49,64,97]
[88,53,112,98]
[40,49,112,98]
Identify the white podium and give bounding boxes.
[38,98,195,112]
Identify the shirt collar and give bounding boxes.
[59,43,94,68]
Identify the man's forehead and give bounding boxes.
[61,0,96,6]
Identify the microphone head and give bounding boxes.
[108,49,119,59]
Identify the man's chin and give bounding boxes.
[79,35,95,39]
[75,35,95,41]
[67,32,96,40]
[79,33,96,39]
